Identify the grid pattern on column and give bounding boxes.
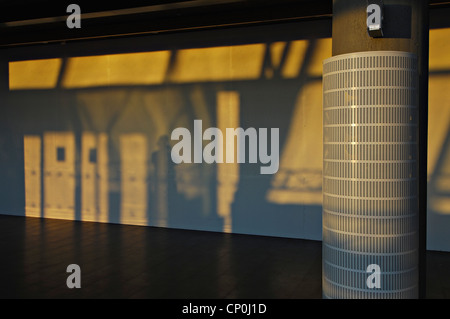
[322,51,419,299]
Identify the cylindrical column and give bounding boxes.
[323,51,419,298]
[322,0,428,299]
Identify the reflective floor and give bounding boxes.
[0,214,449,299]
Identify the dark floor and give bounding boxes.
[0,215,449,299]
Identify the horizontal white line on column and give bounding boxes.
[323,68,417,77]
[323,225,417,238]
[324,141,416,145]
[323,209,417,219]
[324,86,416,94]
[324,159,416,163]
[324,260,418,275]
[323,105,416,110]
[323,176,417,182]
[324,123,417,127]
[323,243,417,256]
[323,277,418,294]
[323,192,416,200]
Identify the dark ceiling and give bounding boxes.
[0,0,448,47]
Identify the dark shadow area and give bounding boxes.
[430,6,450,29]
[0,214,319,298]
[427,123,450,251]
[383,5,412,38]
[1,215,449,298]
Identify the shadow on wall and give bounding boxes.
[3,24,330,241]
[427,27,450,251]
[3,24,450,247]
[5,24,450,247]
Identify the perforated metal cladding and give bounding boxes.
[322,51,419,299]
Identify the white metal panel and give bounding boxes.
[322,51,419,298]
